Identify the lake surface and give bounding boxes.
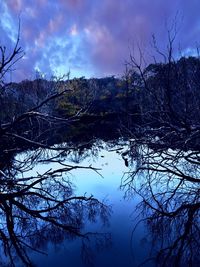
[18,140,153,267]
[3,138,198,267]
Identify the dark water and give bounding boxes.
[12,141,151,267]
[26,141,150,267]
[1,138,199,267]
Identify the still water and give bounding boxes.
[22,140,153,267]
[12,138,199,267]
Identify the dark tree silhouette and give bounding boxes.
[123,21,200,150]
[0,154,111,266]
[120,24,200,265]
[0,22,24,85]
[0,24,111,267]
[121,140,200,267]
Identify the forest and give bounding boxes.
[1,55,200,150]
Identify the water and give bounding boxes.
[4,139,199,267]
[25,141,152,267]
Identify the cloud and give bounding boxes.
[1,0,200,82]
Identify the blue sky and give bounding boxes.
[0,0,200,82]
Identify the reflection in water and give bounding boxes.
[0,137,199,267]
[0,143,111,267]
[122,143,200,267]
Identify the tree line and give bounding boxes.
[1,55,200,146]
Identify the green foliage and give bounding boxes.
[2,56,200,129]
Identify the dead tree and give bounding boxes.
[120,137,200,267]
[0,23,111,267]
[125,21,200,147]
[120,20,200,266]
[0,22,24,85]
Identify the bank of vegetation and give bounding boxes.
[1,55,200,149]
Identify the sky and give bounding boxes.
[0,0,200,82]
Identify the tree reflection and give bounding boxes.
[122,142,200,267]
[0,147,111,267]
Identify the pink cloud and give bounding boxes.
[1,0,200,82]
[60,0,85,10]
[47,14,65,34]
[6,0,22,13]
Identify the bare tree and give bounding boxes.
[0,23,111,267]
[0,21,24,85]
[121,142,200,267]
[119,21,200,266]
[126,20,200,147]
